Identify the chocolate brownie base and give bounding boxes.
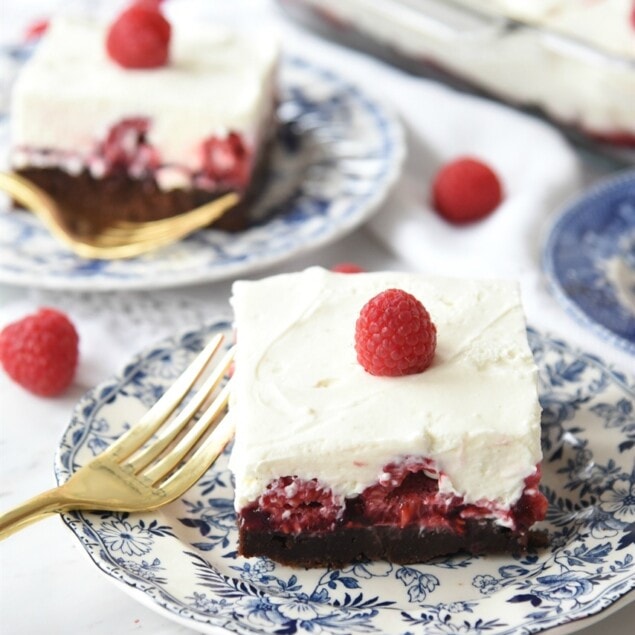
[238,522,548,568]
[15,163,270,237]
[14,126,275,237]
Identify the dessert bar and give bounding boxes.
[228,267,547,567]
[11,12,279,234]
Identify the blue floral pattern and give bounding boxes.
[55,321,635,634]
[0,56,404,291]
[543,170,635,354]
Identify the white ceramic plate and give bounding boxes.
[0,56,404,291]
[55,319,635,635]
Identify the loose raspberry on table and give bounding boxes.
[106,2,171,69]
[355,288,436,376]
[0,308,79,397]
[331,262,365,274]
[431,157,503,224]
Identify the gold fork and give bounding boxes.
[0,333,235,539]
[0,171,240,260]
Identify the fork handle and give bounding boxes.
[0,486,72,540]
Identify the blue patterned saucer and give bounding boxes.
[0,56,404,291]
[543,170,635,355]
[55,319,635,635]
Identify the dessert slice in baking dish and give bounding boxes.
[280,0,635,148]
[10,8,278,235]
[228,267,547,567]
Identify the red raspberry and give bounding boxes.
[0,308,79,397]
[200,133,250,187]
[258,476,341,533]
[100,118,159,174]
[23,18,49,42]
[431,157,503,224]
[331,262,365,274]
[511,464,548,530]
[355,289,436,376]
[106,2,171,69]
[361,470,442,527]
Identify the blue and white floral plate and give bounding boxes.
[55,319,635,635]
[0,56,404,291]
[543,170,635,355]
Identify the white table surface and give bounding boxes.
[1,2,634,633]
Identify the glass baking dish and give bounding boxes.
[277,0,635,164]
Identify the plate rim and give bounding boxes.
[542,168,635,356]
[0,55,405,292]
[53,318,635,635]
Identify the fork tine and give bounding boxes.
[155,401,236,496]
[0,171,88,254]
[73,239,178,260]
[101,192,240,243]
[125,346,235,474]
[0,171,240,260]
[144,382,231,485]
[80,231,164,248]
[89,191,237,256]
[106,333,224,461]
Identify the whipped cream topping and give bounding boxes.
[228,267,543,512]
[298,0,634,137]
[456,0,635,59]
[11,17,278,178]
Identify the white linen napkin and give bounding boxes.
[365,80,582,280]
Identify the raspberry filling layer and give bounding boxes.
[12,118,253,192]
[239,457,547,536]
[99,118,160,177]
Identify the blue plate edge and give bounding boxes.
[542,169,635,357]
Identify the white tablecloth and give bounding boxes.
[1,1,633,633]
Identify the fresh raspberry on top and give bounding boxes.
[331,262,365,274]
[106,2,171,69]
[355,289,436,377]
[431,157,503,224]
[0,308,79,397]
